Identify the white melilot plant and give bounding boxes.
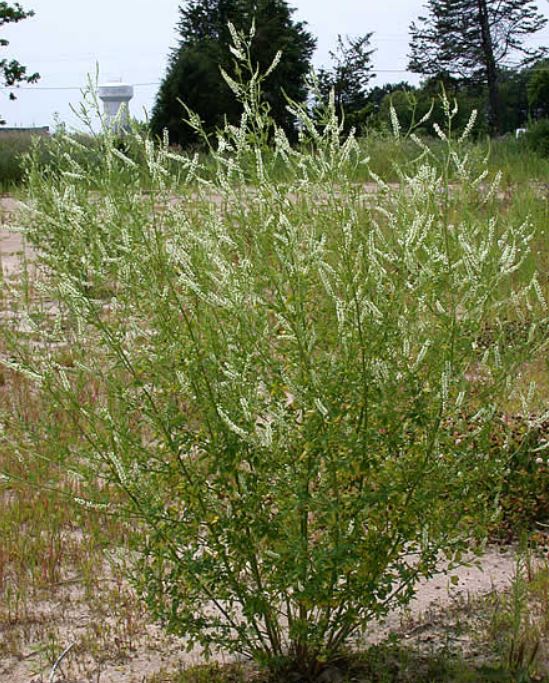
[4,24,548,679]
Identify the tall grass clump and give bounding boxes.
[4,26,548,679]
[488,133,549,184]
[0,131,49,190]
[525,118,549,158]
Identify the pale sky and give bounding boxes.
[1,0,548,129]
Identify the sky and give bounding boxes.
[1,0,549,130]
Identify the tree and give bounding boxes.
[0,2,39,124]
[408,0,548,134]
[496,66,531,131]
[528,59,549,118]
[317,33,375,127]
[366,81,412,114]
[150,0,315,146]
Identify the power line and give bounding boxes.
[3,64,549,92]
[1,81,161,91]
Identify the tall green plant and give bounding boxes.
[6,26,548,679]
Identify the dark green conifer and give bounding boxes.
[408,0,547,133]
[151,0,316,146]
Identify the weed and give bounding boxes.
[485,553,549,681]
[2,25,545,678]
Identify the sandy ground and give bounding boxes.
[2,544,543,683]
[367,544,524,643]
[0,196,31,280]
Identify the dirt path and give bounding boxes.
[0,196,31,279]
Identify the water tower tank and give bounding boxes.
[97,82,134,130]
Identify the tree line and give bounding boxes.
[152,0,548,145]
[2,0,548,142]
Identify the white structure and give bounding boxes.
[515,127,527,139]
[97,82,134,131]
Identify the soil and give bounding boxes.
[2,545,543,683]
[0,196,31,279]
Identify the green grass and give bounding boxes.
[2,125,547,192]
[487,136,549,186]
[0,131,51,191]
[354,134,549,185]
[166,133,549,187]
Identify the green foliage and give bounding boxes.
[497,67,530,133]
[316,33,375,133]
[364,61,544,138]
[0,130,46,186]
[7,29,549,680]
[150,0,315,146]
[0,2,39,124]
[166,663,247,683]
[469,406,549,541]
[408,0,548,133]
[525,118,549,157]
[528,60,549,118]
[487,556,549,681]
[343,643,533,683]
[409,0,548,80]
[498,416,549,537]
[485,136,549,183]
[374,85,484,139]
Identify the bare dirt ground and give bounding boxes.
[2,544,546,683]
[0,196,31,280]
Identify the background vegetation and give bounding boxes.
[150,0,316,146]
[0,1,39,124]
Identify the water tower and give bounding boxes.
[97,82,134,131]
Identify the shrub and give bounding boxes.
[497,415,549,538]
[525,118,549,157]
[0,130,47,188]
[5,28,548,679]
